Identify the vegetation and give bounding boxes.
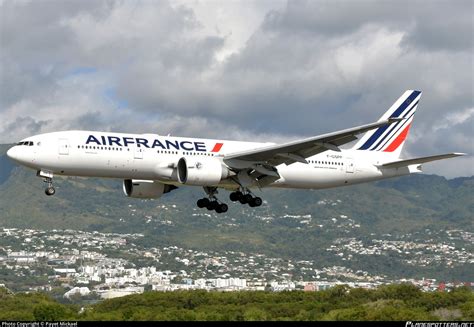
[0,145,473,281]
[0,285,472,321]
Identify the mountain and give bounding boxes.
[0,144,472,280]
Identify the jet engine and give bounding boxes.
[123,179,177,199]
[177,157,230,186]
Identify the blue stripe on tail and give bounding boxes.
[369,99,419,151]
[358,90,421,150]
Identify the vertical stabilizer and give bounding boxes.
[353,90,421,158]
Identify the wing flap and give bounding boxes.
[381,153,466,168]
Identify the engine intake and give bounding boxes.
[123,179,177,199]
[177,157,229,186]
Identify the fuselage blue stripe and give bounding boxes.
[358,90,420,150]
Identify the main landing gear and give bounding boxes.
[195,187,263,213]
[196,187,228,214]
[229,190,262,207]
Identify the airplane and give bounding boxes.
[6,90,465,213]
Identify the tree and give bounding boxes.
[243,307,268,321]
[33,303,69,321]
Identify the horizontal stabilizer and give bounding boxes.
[381,153,466,169]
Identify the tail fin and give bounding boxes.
[353,90,421,158]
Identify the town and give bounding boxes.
[1,227,472,301]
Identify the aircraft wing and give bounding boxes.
[224,118,401,168]
[380,153,467,169]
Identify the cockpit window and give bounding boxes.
[17,141,34,146]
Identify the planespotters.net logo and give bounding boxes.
[406,322,474,327]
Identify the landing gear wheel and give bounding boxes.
[207,201,218,211]
[240,194,252,204]
[218,203,228,213]
[45,187,56,196]
[197,198,209,208]
[229,191,243,202]
[251,197,262,207]
[199,187,229,214]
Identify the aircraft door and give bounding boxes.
[58,139,69,155]
[134,147,144,159]
[346,158,354,173]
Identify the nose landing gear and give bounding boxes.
[44,177,56,196]
[37,170,55,196]
[45,185,56,196]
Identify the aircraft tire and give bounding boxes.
[243,194,253,204]
[197,199,206,208]
[219,203,228,213]
[45,187,55,196]
[252,197,263,207]
[229,192,241,202]
[207,201,218,210]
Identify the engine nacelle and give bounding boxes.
[123,179,177,199]
[177,157,230,186]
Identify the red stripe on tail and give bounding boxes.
[384,124,411,152]
[211,143,223,152]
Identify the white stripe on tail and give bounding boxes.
[353,90,421,158]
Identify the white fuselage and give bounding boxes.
[7,131,410,190]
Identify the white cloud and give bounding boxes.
[172,0,286,62]
[0,0,472,177]
[432,107,474,131]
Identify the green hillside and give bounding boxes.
[0,145,472,280]
[0,285,472,321]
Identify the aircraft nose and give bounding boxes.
[6,147,18,161]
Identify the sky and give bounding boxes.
[0,0,472,178]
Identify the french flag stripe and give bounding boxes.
[383,123,412,152]
[211,143,223,152]
[370,99,419,151]
[358,90,420,150]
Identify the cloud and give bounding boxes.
[432,108,474,132]
[0,0,472,177]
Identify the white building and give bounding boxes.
[98,286,144,299]
[64,287,91,298]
